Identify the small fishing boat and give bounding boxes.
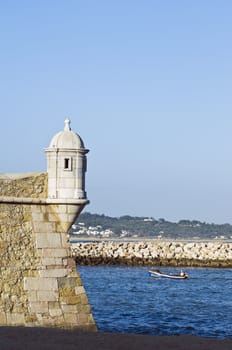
[148,269,188,280]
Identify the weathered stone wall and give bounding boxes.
[72,241,232,267]
[0,173,47,198]
[0,173,96,329]
[0,202,40,325]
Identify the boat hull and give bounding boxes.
[148,270,188,279]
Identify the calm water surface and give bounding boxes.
[78,266,232,338]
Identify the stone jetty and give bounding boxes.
[72,240,232,267]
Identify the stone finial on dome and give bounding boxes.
[64,118,71,131]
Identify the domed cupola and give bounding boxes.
[49,119,85,149]
[45,119,89,200]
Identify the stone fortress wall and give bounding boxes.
[0,118,96,330]
[0,173,96,329]
[73,240,232,267]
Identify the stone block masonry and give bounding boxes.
[0,173,96,329]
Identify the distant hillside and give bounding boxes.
[70,212,232,239]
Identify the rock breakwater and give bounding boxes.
[72,241,232,267]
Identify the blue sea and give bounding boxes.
[78,266,232,339]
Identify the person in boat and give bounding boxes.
[180,270,186,277]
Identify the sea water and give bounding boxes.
[78,266,232,338]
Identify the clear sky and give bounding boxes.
[1,1,232,224]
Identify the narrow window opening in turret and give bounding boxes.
[64,158,69,169]
[64,157,72,171]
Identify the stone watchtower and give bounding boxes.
[0,119,96,329]
[45,118,89,201]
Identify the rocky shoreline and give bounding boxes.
[72,241,232,267]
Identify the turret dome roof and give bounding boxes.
[49,119,85,149]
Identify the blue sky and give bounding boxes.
[1,1,232,223]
